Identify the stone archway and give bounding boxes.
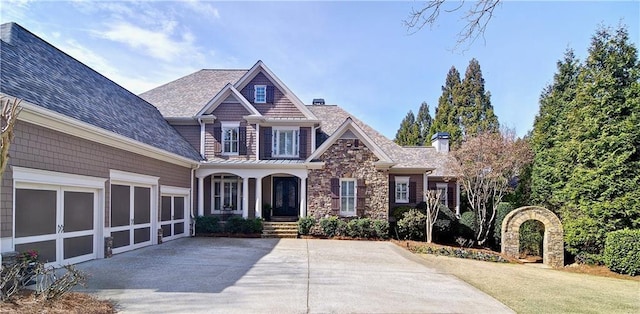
[501,206,564,268]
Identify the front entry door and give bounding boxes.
[272,177,299,217]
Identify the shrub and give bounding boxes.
[397,209,426,241]
[319,216,346,238]
[433,205,457,242]
[493,202,515,245]
[224,216,262,234]
[195,215,222,234]
[372,219,389,239]
[298,216,316,235]
[347,218,374,238]
[391,206,415,222]
[458,211,477,240]
[519,220,544,257]
[603,229,640,276]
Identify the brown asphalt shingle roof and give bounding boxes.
[139,69,247,118]
[308,105,455,176]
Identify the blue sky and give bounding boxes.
[1,1,638,139]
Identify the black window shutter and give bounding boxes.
[266,86,275,103]
[238,126,247,155]
[330,178,340,213]
[448,186,454,208]
[409,182,417,204]
[261,127,272,159]
[249,86,255,102]
[389,180,395,204]
[357,179,366,215]
[299,128,307,159]
[213,127,222,154]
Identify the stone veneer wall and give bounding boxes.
[307,139,388,220]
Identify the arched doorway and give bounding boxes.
[501,206,564,268]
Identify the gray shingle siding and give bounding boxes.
[0,22,201,161]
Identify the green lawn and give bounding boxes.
[416,253,640,313]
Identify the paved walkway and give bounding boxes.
[76,238,513,313]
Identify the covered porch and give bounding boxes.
[195,164,308,221]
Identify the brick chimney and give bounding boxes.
[431,132,450,152]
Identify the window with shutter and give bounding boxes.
[254,85,266,103]
[238,126,247,155]
[340,179,356,216]
[394,177,409,203]
[356,179,366,215]
[330,178,340,213]
[436,183,448,207]
[221,122,240,155]
[299,128,308,159]
[261,127,272,159]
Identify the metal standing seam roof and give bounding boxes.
[307,105,456,175]
[0,22,203,161]
[139,69,248,118]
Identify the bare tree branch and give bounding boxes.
[404,0,502,50]
[1,96,22,177]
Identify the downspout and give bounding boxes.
[190,164,199,236]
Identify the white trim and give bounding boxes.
[306,117,394,165]
[436,183,448,207]
[196,84,261,117]
[233,61,318,120]
[272,126,300,158]
[6,96,199,167]
[339,178,357,217]
[254,85,267,103]
[110,169,159,186]
[160,185,190,195]
[394,176,410,204]
[12,166,106,189]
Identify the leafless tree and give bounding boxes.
[404,0,501,50]
[1,96,21,177]
[449,129,531,246]
[424,190,442,243]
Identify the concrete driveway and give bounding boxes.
[76,238,513,313]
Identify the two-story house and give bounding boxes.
[0,22,458,265]
[141,61,460,223]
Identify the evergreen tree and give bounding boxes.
[415,102,433,145]
[394,110,421,146]
[530,25,640,261]
[559,25,640,260]
[459,58,499,138]
[530,49,581,208]
[430,66,463,146]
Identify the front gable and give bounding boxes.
[234,61,317,120]
[196,83,261,118]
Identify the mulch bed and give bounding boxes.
[0,291,115,314]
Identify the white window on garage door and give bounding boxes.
[12,167,105,266]
[109,170,159,255]
[160,186,190,241]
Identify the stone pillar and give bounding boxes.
[197,176,204,217]
[242,177,249,218]
[299,176,307,218]
[104,236,113,258]
[255,176,262,218]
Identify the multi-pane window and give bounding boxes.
[254,85,266,103]
[340,179,356,216]
[222,124,239,154]
[395,177,409,203]
[211,176,243,212]
[436,183,448,206]
[272,128,299,157]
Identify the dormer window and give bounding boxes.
[254,85,266,103]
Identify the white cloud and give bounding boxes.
[184,0,220,19]
[97,21,202,62]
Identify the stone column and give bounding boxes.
[197,176,204,217]
[299,176,307,218]
[242,177,249,218]
[255,176,262,218]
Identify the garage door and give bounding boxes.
[160,195,187,241]
[14,184,99,265]
[110,184,153,254]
